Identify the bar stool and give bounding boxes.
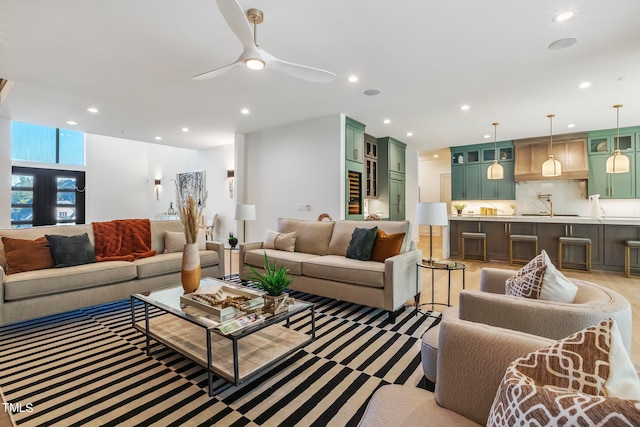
[461,232,487,262]
[509,234,538,265]
[624,240,640,277]
[558,237,591,272]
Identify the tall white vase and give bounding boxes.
[181,243,201,293]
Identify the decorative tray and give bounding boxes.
[180,284,264,322]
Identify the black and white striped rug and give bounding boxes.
[0,277,438,426]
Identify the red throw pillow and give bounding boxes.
[2,236,55,275]
[371,229,405,262]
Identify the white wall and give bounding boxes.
[198,143,236,241]
[243,115,342,242]
[0,118,11,228]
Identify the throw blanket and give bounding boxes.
[92,219,156,262]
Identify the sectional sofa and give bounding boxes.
[0,220,224,325]
[239,218,422,322]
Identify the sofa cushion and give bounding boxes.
[135,250,219,279]
[163,230,206,253]
[244,248,318,276]
[487,318,640,426]
[302,255,385,288]
[371,229,406,262]
[46,233,97,268]
[3,261,137,301]
[328,220,411,256]
[263,229,297,252]
[346,227,378,261]
[276,218,335,256]
[2,236,55,275]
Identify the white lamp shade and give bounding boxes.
[234,204,256,221]
[541,156,562,177]
[606,150,630,174]
[415,202,449,226]
[487,161,504,179]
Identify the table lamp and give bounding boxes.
[234,204,256,242]
[415,202,449,265]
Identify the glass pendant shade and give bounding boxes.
[606,104,630,174]
[542,155,562,177]
[487,122,503,180]
[606,150,630,173]
[487,161,504,179]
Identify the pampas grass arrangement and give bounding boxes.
[174,181,207,244]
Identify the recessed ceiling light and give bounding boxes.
[433,154,439,158]
[241,108,250,115]
[567,123,575,128]
[155,136,162,140]
[66,121,77,126]
[364,89,381,96]
[348,75,358,83]
[553,11,574,22]
[406,132,413,137]
[383,119,391,124]
[548,37,578,50]
[578,81,591,89]
[484,134,490,139]
[460,105,470,111]
[618,76,629,81]
[87,107,99,113]
[181,127,189,132]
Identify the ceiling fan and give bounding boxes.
[193,0,336,83]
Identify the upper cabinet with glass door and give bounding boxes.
[588,127,637,155]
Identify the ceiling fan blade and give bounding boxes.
[192,59,243,80]
[216,0,255,49]
[264,51,336,83]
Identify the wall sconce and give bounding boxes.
[154,179,161,201]
[227,170,235,198]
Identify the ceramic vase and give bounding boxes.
[181,243,201,293]
[262,294,288,315]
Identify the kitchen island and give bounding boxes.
[447,214,640,273]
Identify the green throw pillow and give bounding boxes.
[45,233,97,268]
[346,227,378,261]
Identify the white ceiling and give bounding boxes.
[1,0,640,154]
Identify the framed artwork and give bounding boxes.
[176,170,206,208]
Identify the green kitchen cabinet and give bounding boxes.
[481,160,515,200]
[346,117,365,164]
[588,153,636,198]
[588,128,635,155]
[453,141,514,200]
[388,178,405,221]
[452,163,482,200]
[378,136,407,220]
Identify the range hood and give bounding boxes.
[514,132,589,182]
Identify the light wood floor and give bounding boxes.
[417,236,640,359]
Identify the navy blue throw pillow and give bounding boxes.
[346,227,378,261]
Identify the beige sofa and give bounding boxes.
[420,266,632,382]
[0,220,224,325]
[239,218,422,322]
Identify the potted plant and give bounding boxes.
[453,203,466,215]
[228,232,238,248]
[174,181,207,293]
[248,252,293,315]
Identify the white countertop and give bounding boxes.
[448,214,640,226]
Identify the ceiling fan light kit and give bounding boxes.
[193,0,335,83]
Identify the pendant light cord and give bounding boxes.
[614,104,623,150]
[547,114,555,156]
[493,122,499,160]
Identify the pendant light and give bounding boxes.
[606,104,630,174]
[541,114,561,177]
[487,122,504,179]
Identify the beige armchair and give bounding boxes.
[421,267,632,383]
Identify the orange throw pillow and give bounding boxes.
[371,229,405,262]
[2,236,55,275]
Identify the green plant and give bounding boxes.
[452,203,466,211]
[228,232,236,239]
[248,252,293,296]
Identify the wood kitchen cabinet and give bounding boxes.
[537,223,603,268]
[603,224,640,270]
[449,220,483,258]
[514,135,589,181]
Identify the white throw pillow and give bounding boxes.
[164,229,206,253]
[539,250,578,303]
[263,229,297,252]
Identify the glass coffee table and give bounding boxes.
[130,278,315,396]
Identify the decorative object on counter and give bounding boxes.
[606,104,630,174]
[416,202,449,265]
[248,252,293,315]
[510,204,517,215]
[487,122,504,180]
[452,202,466,215]
[589,194,601,219]
[174,179,208,293]
[228,232,238,248]
[167,202,176,216]
[541,114,562,177]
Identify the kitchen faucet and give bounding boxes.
[538,194,553,217]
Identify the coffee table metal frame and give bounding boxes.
[130,281,315,396]
[415,261,466,317]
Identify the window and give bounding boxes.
[12,121,85,166]
[11,167,86,228]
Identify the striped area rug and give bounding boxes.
[0,277,439,426]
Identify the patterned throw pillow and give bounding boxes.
[488,319,640,427]
[505,252,546,298]
[505,250,577,302]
